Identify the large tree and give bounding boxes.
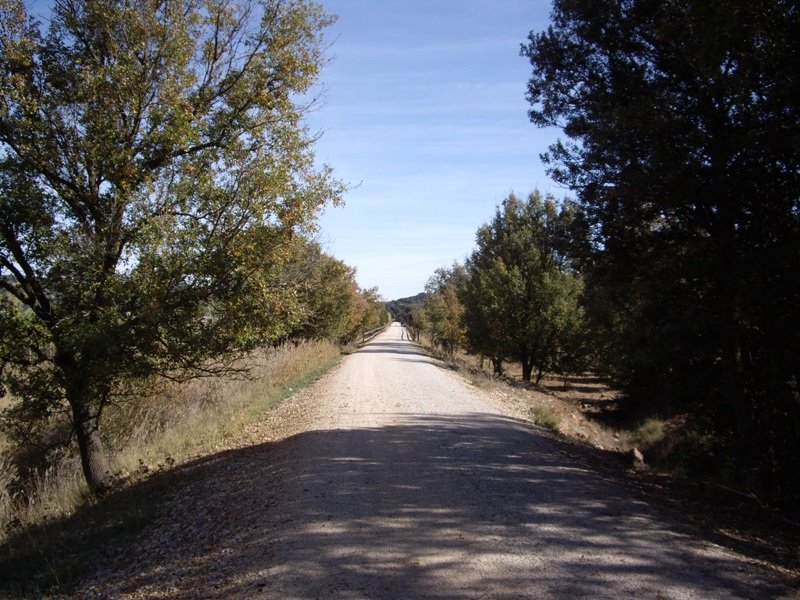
[340,286,389,342]
[522,0,800,497]
[0,0,341,494]
[423,264,466,356]
[460,192,584,383]
[282,239,362,343]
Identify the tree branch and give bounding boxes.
[0,225,53,321]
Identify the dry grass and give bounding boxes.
[108,340,341,477]
[419,340,629,452]
[0,340,341,543]
[0,455,17,533]
[530,405,561,430]
[630,417,667,450]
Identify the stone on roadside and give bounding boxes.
[632,447,647,470]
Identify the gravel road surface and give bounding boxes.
[78,324,796,599]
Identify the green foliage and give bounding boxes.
[459,191,587,382]
[422,265,466,355]
[280,238,362,342]
[386,293,427,325]
[336,286,389,343]
[523,0,800,504]
[530,404,560,431]
[0,0,341,493]
[631,418,666,451]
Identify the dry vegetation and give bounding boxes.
[420,339,800,580]
[0,340,342,544]
[418,336,635,454]
[430,343,713,474]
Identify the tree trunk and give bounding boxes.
[70,394,112,496]
[521,360,534,382]
[491,357,504,376]
[721,312,758,472]
[714,183,767,475]
[57,350,112,496]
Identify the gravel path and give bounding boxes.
[77,324,795,599]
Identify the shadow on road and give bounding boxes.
[355,339,431,357]
[21,412,788,599]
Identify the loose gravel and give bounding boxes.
[69,325,796,599]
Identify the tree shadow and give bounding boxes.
[356,338,461,371]
[541,383,609,394]
[11,413,789,598]
[355,340,428,357]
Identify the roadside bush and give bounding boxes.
[530,405,560,431]
[631,418,666,451]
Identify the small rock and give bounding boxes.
[632,447,647,470]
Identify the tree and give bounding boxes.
[0,0,341,494]
[522,0,800,499]
[422,264,466,355]
[460,192,585,383]
[385,292,426,326]
[458,257,507,376]
[341,286,389,342]
[281,238,361,342]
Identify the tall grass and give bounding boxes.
[530,404,561,431]
[0,340,341,541]
[110,340,340,477]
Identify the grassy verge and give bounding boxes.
[0,340,342,598]
[415,336,620,446]
[108,340,341,480]
[529,405,561,430]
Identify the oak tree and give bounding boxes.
[460,192,585,383]
[0,0,341,494]
[423,264,466,356]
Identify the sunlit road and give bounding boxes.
[78,323,792,599]
[254,324,788,599]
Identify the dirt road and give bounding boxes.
[79,324,795,599]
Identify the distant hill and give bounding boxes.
[386,293,426,324]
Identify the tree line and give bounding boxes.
[410,0,799,509]
[0,0,389,496]
[406,191,584,386]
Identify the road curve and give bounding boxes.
[77,324,794,599]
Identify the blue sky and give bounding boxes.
[22,0,564,300]
[307,1,564,299]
